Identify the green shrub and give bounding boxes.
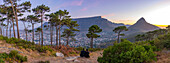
[16,55,27,62]
[38,61,50,63]
[88,48,102,52]
[0,59,5,63]
[0,53,8,59]
[75,47,84,51]
[37,46,53,52]
[154,33,170,49]
[9,50,18,58]
[97,39,157,63]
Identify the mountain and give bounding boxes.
[41,16,126,32]
[128,17,160,32]
[125,17,160,42]
[73,16,125,32]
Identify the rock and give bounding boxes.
[56,52,64,57]
[74,59,80,62]
[65,56,80,61]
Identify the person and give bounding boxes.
[85,49,90,58]
[80,48,86,57]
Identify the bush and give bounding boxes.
[0,50,27,63]
[0,59,5,63]
[38,61,50,63]
[75,47,84,51]
[16,55,27,62]
[97,39,157,63]
[0,35,54,53]
[154,33,170,49]
[37,46,53,53]
[9,50,18,58]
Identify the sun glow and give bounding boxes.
[143,6,170,25]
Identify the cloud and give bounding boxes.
[80,7,88,11]
[80,0,101,11]
[56,0,84,8]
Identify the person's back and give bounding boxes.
[80,48,86,57]
[85,49,90,58]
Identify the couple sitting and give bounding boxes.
[80,48,90,58]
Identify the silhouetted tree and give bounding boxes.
[86,25,102,48]
[113,26,128,43]
[32,4,50,46]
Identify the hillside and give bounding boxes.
[124,17,160,42]
[0,37,103,63]
[128,17,160,32]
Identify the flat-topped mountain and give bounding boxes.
[128,17,160,32]
[41,16,126,32]
[72,16,125,32]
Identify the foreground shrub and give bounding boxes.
[154,33,170,49]
[0,59,5,63]
[0,35,54,53]
[0,50,27,63]
[97,39,157,63]
[38,60,50,63]
[37,46,53,53]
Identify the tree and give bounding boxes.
[86,25,102,48]
[113,26,128,43]
[61,21,79,46]
[35,28,42,45]
[27,15,39,42]
[45,13,55,46]
[55,10,69,46]
[20,17,30,41]
[32,4,50,46]
[3,0,31,39]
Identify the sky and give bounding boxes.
[1,0,170,27]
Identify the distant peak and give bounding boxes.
[136,17,147,23]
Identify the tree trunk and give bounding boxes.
[59,27,61,45]
[10,0,20,39]
[39,32,40,45]
[41,14,43,46]
[6,19,9,37]
[10,26,11,38]
[0,27,2,35]
[11,18,16,38]
[56,27,58,46]
[66,36,69,46]
[91,38,93,48]
[50,25,53,46]
[32,23,34,42]
[117,32,120,43]
[3,28,5,36]
[26,31,27,41]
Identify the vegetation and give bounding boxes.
[113,26,128,43]
[0,35,53,53]
[75,47,102,52]
[98,39,157,63]
[32,4,50,46]
[86,25,102,48]
[0,50,27,63]
[61,21,79,46]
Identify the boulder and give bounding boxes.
[56,52,64,57]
